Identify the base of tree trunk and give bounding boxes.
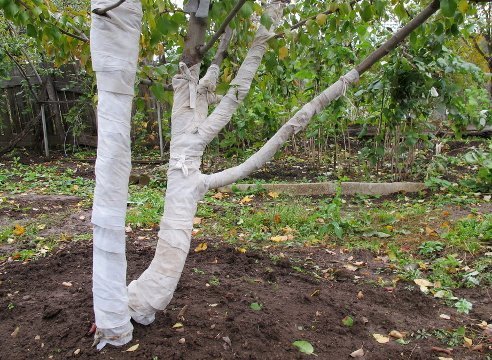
[219,182,427,196]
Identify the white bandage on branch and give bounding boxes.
[207,68,359,189]
[126,1,287,325]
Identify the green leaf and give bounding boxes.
[360,1,373,22]
[239,1,253,18]
[454,298,472,314]
[342,315,354,327]
[292,340,314,355]
[440,0,457,17]
[26,23,37,37]
[150,84,166,102]
[250,302,262,311]
[260,13,273,29]
[332,221,343,239]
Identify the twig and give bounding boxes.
[92,0,126,17]
[2,47,40,102]
[199,0,247,55]
[212,26,233,66]
[57,27,89,42]
[275,0,361,38]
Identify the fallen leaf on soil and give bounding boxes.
[212,192,224,200]
[11,326,19,337]
[172,322,183,329]
[270,235,293,242]
[222,336,232,347]
[62,281,72,287]
[178,338,185,344]
[472,344,483,352]
[13,224,25,236]
[373,334,390,343]
[389,330,405,339]
[292,340,314,354]
[357,291,364,300]
[350,348,364,358]
[343,264,358,271]
[194,242,207,252]
[239,195,253,204]
[425,226,438,236]
[34,335,40,340]
[439,314,451,320]
[273,214,282,223]
[463,337,472,348]
[125,226,132,233]
[414,278,433,293]
[126,344,139,352]
[342,316,354,327]
[193,217,202,225]
[236,247,246,253]
[268,191,279,199]
[73,349,80,355]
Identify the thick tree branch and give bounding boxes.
[92,0,126,17]
[207,0,441,189]
[199,0,247,56]
[182,13,208,66]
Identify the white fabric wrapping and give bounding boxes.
[126,2,284,322]
[207,69,360,189]
[90,0,141,349]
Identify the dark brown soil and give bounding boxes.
[0,240,490,360]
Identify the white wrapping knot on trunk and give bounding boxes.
[178,62,198,109]
[170,154,189,176]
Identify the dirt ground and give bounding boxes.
[0,149,491,359]
[0,236,490,359]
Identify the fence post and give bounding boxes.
[157,101,164,159]
[41,104,49,158]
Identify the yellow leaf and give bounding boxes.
[236,247,247,253]
[463,336,472,348]
[273,214,282,224]
[13,224,25,236]
[172,322,184,329]
[278,46,288,60]
[389,330,405,339]
[240,195,253,204]
[194,242,208,252]
[414,278,433,287]
[37,224,46,230]
[268,191,279,199]
[126,344,139,352]
[72,184,79,191]
[425,226,438,236]
[212,192,224,200]
[458,0,468,13]
[193,217,202,225]
[270,235,289,242]
[373,333,390,343]
[316,13,328,26]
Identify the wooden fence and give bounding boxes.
[0,64,98,154]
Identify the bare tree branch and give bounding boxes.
[92,0,126,17]
[3,47,40,102]
[57,27,89,42]
[199,0,248,56]
[212,26,233,66]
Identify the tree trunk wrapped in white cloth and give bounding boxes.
[90,0,141,349]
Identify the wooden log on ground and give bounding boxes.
[218,182,427,196]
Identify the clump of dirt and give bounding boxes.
[0,240,490,359]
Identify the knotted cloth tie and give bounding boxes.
[171,154,189,176]
[178,62,198,109]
